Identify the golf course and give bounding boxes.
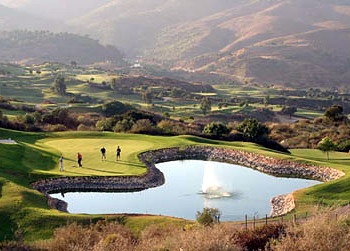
[1,127,350,243]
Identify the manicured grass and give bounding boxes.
[1,128,350,243]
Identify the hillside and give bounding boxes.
[2,0,350,87]
[0,30,125,65]
[67,0,350,88]
[146,0,350,88]
[68,0,240,56]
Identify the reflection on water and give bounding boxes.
[51,160,322,221]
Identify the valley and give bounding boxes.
[1,1,350,250]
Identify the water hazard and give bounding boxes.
[51,160,322,221]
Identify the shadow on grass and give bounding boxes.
[104,160,144,168]
[301,157,350,163]
[83,167,124,175]
[62,170,87,176]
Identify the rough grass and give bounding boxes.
[4,209,350,250]
[40,220,285,251]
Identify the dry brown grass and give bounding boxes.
[39,220,286,251]
[35,210,350,251]
[271,212,350,251]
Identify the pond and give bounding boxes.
[51,160,322,221]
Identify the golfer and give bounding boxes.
[59,155,64,172]
[101,147,106,160]
[77,152,83,167]
[116,146,121,161]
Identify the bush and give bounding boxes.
[77,124,95,131]
[271,212,350,251]
[196,208,221,226]
[96,118,115,131]
[235,224,285,251]
[113,119,134,132]
[236,118,269,140]
[102,100,134,117]
[203,122,229,137]
[43,221,135,251]
[130,119,156,134]
[45,124,68,132]
[157,120,177,135]
[325,105,344,121]
[337,140,350,152]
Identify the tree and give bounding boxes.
[130,119,155,133]
[196,208,221,226]
[32,111,42,123]
[113,119,134,132]
[203,122,230,137]
[110,78,118,90]
[236,118,269,140]
[200,97,212,115]
[318,137,336,160]
[24,113,35,124]
[337,140,350,152]
[263,95,270,107]
[70,61,77,67]
[142,90,153,105]
[281,106,297,119]
[96,118,114,131]
[102,101,134,117]
[52,75,66,95]
[325,105,344,121]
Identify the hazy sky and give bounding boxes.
[0,0,111,19]
[0,0,27,8]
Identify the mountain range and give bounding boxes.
[0,30,125,65]
[1,0,350,87]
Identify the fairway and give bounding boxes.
[44,138,156,176]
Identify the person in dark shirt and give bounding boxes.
[77,152,83,167]
[116,146,121,161]
[101,147,106,161]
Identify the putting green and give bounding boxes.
[44,138,157,176]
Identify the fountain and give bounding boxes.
[200,161,233,199]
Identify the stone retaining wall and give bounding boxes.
[32,146,344,217]
[270,194,295,217]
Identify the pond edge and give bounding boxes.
[31,146,344,217]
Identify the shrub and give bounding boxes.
[77,124,93,131]
[96,118,115,131]
[196,208,221,226]
[102,100,134,117]
[235,224,285,251]
[271,213,350,251]
[236,118,269,140]
[44,221,135,251]
[337,140,350,152]
[325,105,344,121]
[113,119,134,132]
[45,124,68,132]
[130,119,156,134]
[157,120,177,135]
[203,122,229,137]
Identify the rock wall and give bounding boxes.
[139,146,344,182]
[270,194,295,217]
[32,146,344,216]
[32,163,165,194]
